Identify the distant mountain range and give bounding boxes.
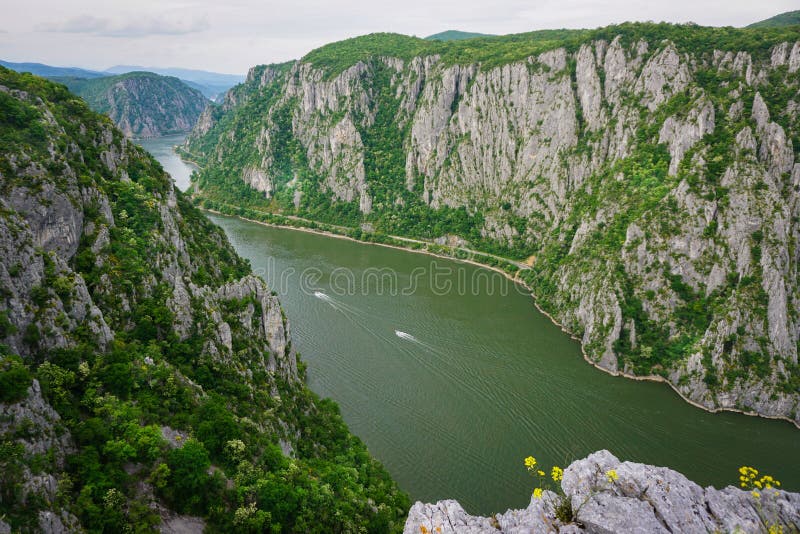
[0,60,243,100]
[424,30,493,41]
[0,60,106,80]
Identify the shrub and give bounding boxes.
[0,352,32,403]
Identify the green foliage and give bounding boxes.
[0,350,32,403]
[747,10,800,28]
[163,439,212,513]
[0,67,409,532]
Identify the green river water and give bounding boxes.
[143,136,800,516]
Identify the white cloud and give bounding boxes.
[36,14,209,37]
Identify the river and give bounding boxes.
[142,135,800,516]
[138,133,196,192]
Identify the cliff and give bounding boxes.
[184,23,800,425]
[0,67,408,532]
[404,450,800,533]
[54,71,208,138]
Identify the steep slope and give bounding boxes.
[55,72,208,138]
[748,10,800,28]
[0,67,408,532]
[184,23,800,425]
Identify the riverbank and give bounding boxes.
[201,203,800,431]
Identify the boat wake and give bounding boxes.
[395,330,417,342]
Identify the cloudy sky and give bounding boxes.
[0,0,796,75]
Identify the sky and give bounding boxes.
[0,0,797,75]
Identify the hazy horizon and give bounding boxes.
[1,0,797,75]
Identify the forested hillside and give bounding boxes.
[0,66,408,532]
[54,71,208,138]
[748,10,800,29]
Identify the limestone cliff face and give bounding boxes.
[60,72,208,138]
[403,450,800,533]
[187,29,800,425]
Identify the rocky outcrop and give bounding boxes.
[404,451,800,533]
[0,380,81,533]
[186,30,800,425]
[0,380,73,460]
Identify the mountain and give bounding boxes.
[105,65,245,100]
[0,59,105,79]
[182,23,800,426]
[425,30,493,41]
[748,10,800,28]
[54,72,208,138]
[0,66,408,532]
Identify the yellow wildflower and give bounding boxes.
[524,456,537,470]
[537,470,545,476]
[533,488,543,499]
[752,491,760,499]
[551,466,564,482]
[768,525,784,534]
[606,469,619,483]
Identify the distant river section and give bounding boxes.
[137,133,196,192]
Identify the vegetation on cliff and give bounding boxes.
[0,66,408,532]
[53,71,208,138]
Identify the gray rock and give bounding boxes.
[405,451,800,533]
[38,510,82,534]
[159,515,206,534]
[0,380,73,460]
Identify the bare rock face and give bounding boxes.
[243,166,274,197]
[158,513,206,534]
[404,451,800,533]
[37,510,83,534]
[0,380,73,461]
[0,381,79,532]
[659,97,715,176]
[188,34,800,423]
[192,104,216,138]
